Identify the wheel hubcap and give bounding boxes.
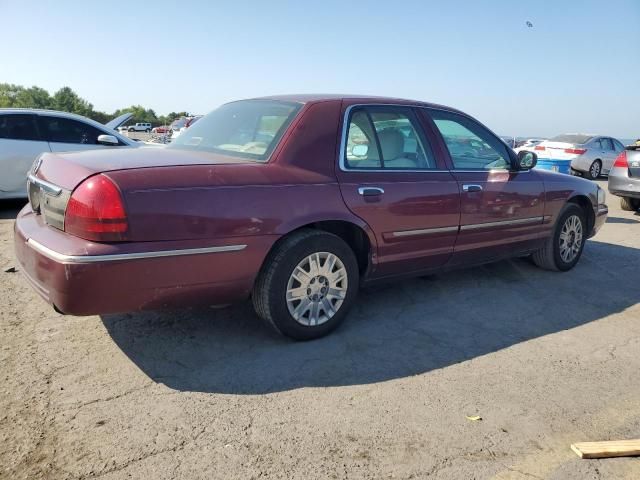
[591,163,600,177]
[286,252,348,326]
[559,215,583,263]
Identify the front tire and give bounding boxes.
[145,128,151,133]
[586,160,601,180]
[253,230,359,340]
[620,197,640,211]
[532,204,586,272]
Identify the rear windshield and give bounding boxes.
[549,134,593,144]
[168,100,301,161]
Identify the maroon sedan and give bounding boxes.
[15,95,608,340]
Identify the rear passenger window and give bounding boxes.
[600,138,613,151]
[39,116,104,144]
[428,110,511,170]
[0,114,40,141]
[344,107,435,170]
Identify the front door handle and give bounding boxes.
[358,187,385,196]
[462,184,483,193]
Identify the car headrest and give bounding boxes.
[377,129,404,160]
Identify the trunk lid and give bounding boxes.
[626,146,640,177]
[28,147,258,233]
[538,141,582,159]
[104,112,134,130]
[33,147,256,191]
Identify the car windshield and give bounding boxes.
[549,134,593,144]
[168,100,301,161]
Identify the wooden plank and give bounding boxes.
[571,439,640,459]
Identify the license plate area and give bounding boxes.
[26,177,69,230]
[28,180,43,214]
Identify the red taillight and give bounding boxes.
[534,145,545,151]
[564,148,586,155]
[613,151,628,168]
[65,174,128,241]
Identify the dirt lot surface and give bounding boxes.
[1,180,639,479]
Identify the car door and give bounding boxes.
[335,104,460,278]
[0,113,50,194]
[423,108,546,266]
[599,137,616,174]
[37,115,122,153]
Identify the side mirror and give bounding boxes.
[517,150,537,170]
[97,134,119,146]
[351,144,369,157]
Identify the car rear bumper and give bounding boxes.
[14,206,275,316]
[608,172,640,199]
[535,159,572,175]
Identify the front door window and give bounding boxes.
[429,110,511,170]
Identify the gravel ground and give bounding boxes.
[1,180,639,479]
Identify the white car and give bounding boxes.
[169,116,202,139]
[514,138,545,153]
[0,109,139,199]
[533,134,625,179]
[127,123,152,133]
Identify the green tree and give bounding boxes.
[15,86,52,109]
[0,83,25,108]
[52,86,93,117]
[0,82,191,127]
[111,105,160,125]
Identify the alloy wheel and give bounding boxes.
[590,162,600,178]
[286,252,348,326]
[559,214,583,263]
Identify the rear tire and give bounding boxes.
[586,160,601,180]
[620,197,640,211]
[532,204,586,272]
[252,229,359,340]
[145,128,151,133]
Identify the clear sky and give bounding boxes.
[2,0,639,138]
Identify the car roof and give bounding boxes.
[250,94,465,113]
[0,108,134,144]
[0,108,97,121]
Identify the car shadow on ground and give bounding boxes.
[102,240,640,395]
[606,216,640,224]
[0,200,26,220]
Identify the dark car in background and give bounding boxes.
[608,144,640,211]
[14,95,607,340]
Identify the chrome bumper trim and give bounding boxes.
[27,239,246,264]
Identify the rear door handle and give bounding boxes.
[462,184,483,193]
[358,187,385,196]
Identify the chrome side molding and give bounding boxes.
[392,216,544,238]
[393,226,458,237]
[460,216,544,231]
[27,239,246,264]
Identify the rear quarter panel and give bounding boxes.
[108,164,356,242]
[104,99,375,270]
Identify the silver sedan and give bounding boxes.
[532,134,625,179]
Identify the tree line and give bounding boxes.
[0,83,189,126]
